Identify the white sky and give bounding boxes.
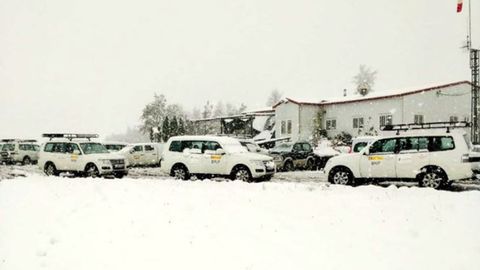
[0,0,478,138]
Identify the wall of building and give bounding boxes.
[323,97,403,138]
[402,83,470,123]
[275,101,300,141]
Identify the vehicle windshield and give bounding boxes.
[2,144,15,151]
[272,143,293,152]
[105,144,126,151]
[222,141,248,154]
[79,143,109,154]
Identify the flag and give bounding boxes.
[457,0,463,13]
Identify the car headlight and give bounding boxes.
[99,159,111,165]
[251,160,265,167]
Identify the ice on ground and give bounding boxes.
[1,176,479,270]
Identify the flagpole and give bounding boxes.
[468,0,472,49]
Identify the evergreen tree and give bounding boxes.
[266,89,282,106]
[162,116,170,142]
[178,118,186,135]
[170,116,179,136]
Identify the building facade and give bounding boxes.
[274,81,472,142]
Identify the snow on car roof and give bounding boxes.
[168,135,241,144]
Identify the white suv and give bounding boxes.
[161,136,275,182]
[0,140,40,165]
[38,134,128,178]
[324,128,475,189]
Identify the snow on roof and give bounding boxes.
[274,81,471,108]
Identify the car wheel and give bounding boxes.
[232,166,252,182]
[418,169,445,189]
[85,164,100,178]
[329,167,353,185]
[305,159,315,171]
[114,173,125,179]
[283,161,294,171]
[173,164,190,180]
[44,163,58,176]
[23,156,31,165]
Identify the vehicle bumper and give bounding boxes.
[251,162,276,179]
[98,165,129,176]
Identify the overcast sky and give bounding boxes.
[0,0,478,139]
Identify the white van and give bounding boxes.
[324,127,475,189]
[0,139,40,165]
[38,134,128,178]
[161,136,275,182]
[119,143,164,167]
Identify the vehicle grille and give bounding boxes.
[110,159,125,165]
[1,152,8,157]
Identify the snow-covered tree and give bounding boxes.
[266,89,282,106]
[353,65,377,96]
[140,94,167,142]
[238,103,247,114]
[213,101,225,117]
[202,101,214,119]
[225,103,237,116]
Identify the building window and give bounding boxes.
[326,119,336,130]
[353,117,364,128]
[450,116,459,123]
[379,114,392,127]
[281,121,286,135]
[414,115,424,124]
[287,120,292,134]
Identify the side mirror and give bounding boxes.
[73,150,81,155]
[129,149,134,154]
[216,149,226,155]
[363,148,370,155]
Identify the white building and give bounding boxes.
[274,81,472,142]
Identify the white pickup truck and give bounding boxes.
[119,143,164,167]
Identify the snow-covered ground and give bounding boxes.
[1,168,480,270]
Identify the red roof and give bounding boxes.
[274,81,472,108]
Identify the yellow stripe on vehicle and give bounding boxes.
[368,156,384,161]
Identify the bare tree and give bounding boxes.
[353,65,377,96]
[266,89,283,106]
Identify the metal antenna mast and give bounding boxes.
[467,0,480,143]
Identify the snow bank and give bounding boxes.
[1,177,479,270]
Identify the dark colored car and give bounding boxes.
[268,141,317,171]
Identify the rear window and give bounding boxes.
[169,141,182,152]
[429,136,454,151]
[2,144,15,151]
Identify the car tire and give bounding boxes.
[114,173,125,179]
[44,163,58,176]
[305,159,315,171]
[417,168,446,189]
[329,167,353,185]
[283,160,294,172]
[23,156,31,165]
[85,164,100,178]
[232,166,252,182]
[173,164,190,180]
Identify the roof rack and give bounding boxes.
[42,133,99,141]
[381,121,470,134]
[1,139,37,143]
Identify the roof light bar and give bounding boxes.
[42,133,99,141]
